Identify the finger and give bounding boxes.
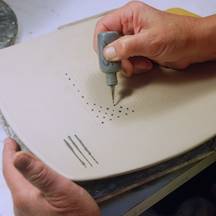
[121,57,153,77]
[14,151,74,195]
[130,56,153,74]
[93,11,121,51]
[103,32,151,61]
[121,59,133,77]
[3,138,33,194]
[93,2,136,51]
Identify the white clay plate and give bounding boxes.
[0,17,215,180]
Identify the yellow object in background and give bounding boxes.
[166,8,200,17]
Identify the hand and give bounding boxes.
[3,138,100,216]
[94,1,209,76]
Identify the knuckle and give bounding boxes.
[117,36,132,58]
[147,33,166,57]
[127,1,144,10]
[28,162,50,186]
[95,19,107,34]
[118,41,127,57]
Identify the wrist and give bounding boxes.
[192,15,216,63]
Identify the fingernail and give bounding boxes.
[14,153,32,172]
[103,46,117,60]
[142,60,153,69]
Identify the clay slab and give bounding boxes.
[0,17,215,180]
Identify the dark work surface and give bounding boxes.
[79,137,216,203]
[151,162,216,215]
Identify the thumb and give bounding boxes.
[103,33,149,61]
[14,152,69,194]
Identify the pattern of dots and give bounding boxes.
[65,73,135,124]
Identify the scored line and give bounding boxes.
[64,139,86,168]
[74,134,99,165]
[68,136,93,167]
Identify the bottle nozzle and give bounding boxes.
[111,86,115,105]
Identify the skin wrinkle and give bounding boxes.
[104,11,121,32]
[45,183,78,201]
[128,2,146,34]
[47,195,78,209]
[121,4,134,35]
[28,168,50,189]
